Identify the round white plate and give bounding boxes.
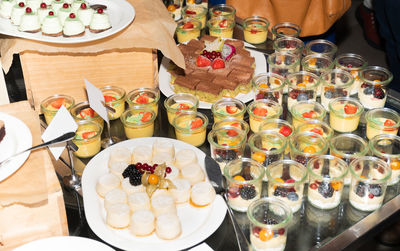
[82,137,227,251]
[0,0,135,44]
[14,236,115,251]
[159,42,267,109]
[0,112,32,182]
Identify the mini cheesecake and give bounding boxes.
[41,11,63,36]
[10,2,25,25]
[77,2,93,27]
[63,13,85,37]
[89,8,111,33]
[18,7,41,33]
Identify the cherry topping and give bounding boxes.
[80,3,87,9]
[18,2,24,7]
[69,13,75,18]
[97,8,103,14]
[26,7,32,13]
[63,3,69,8]
[40,3,47,8]
[166,167,172,174]
[49,11,54,16]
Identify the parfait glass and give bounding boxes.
[243,16,269,44]
[365,108,400,140]
[289,131,328,166]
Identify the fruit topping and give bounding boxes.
[63,3,69,8]
[287,192,299,201]
[185,10,196,15]
[302,110,315,118]
[40,3,46,8]
[148,174,159,185]
[104,95,117,102]
[69,13,76,18]
[97,8,104,14]
[296,92,308,101]
[196,55,211,67]
[368,184,382,197]
[355,181,366,197]
[277,228,285,235]
[309,183,318,190]
[228,185,240,198]
[318,181,334,198]
[211,58,225,69]
[79,108,95,119]
[82,131,96,139]
[190,117,203,129]
[213,10,222,15]
[310,127,323,135]
[18,2,24,7]
[273,186,288,197]
[259,229,273,241]
[263,218,278,225]
[240,185,256,200]
[26,7,32,13]
[135,93,149,103]
[140,112,152,122]
[167,4,176,12]
[226,105,238,114]
[331,181,342,191]
[390,160,400,170]
[253,107,268,116]
[252,152,266,163]
[122,164,143,186]
[140,163,176,196]
[373,88,385,99]
[218,19,228,28]
[304,146,317,153]
[215,149,237,162]
[384,119,396,126]
[233,175,245,182]
[81,3,87,9]
[279,125,292,137]
[344,104,357,114]
[51,98,65,109]
[221,43,236,61]
[182,21,194,29]
[286,179,295,183]
[226,129,238,137]
[368,193,374,199]
[176,103,190,110]
[49,11,54,16]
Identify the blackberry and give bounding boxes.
[368,184,383,197]
[318,181,334,198]
[363,86,374,95]
[215,149,237,162]
[263,218,278,225]
[355,181,366,197]
[297,92,308,101]
[324,91,333,99]
[122,164,137,178]
[273,186,288,197]
[240,185,257,200]
[128,170,142,186]
[287,192,299,201]
[373,88,385,99]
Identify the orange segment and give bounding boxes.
[304,146,316,153]
[259,229,273,241]
[252,152,266,163]
[390,160,400,170]
[297,82,306,87]
[331,181,342,191]
[234,176,245,182]
[259,83,269,89]
[275,178,285,183]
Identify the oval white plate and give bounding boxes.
[82,137,227,251]
[0,112,32,182]
[14,236,115,251]
[159,42,267,109]
[0,0,135,44]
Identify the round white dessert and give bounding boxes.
[106,203,130,229]
[130,210,155,236]
[96,172,120,197]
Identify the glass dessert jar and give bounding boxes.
[289,100,326,129]
[120,107,156,139]
[365,108,400,140]
[307,155,348,209]
[243,16,269,44]
[224,158,265,212]
[358,66,393,110]
[334,53,368,95]
[211,97,246,123]
[301,54,333,77]
[268,51,300,80]
[329,134,369,185]
[209,4,236,20]
[212,118,250,136]
[252,72,285,105]
[259,119,293,155]
[273,36,305,57]
[166,0,182,21]
[349,156,391,211]
[266,160,307,213]
[41,94,75,125]
[286,71,320,109]
[172,111,208,147]
[329,97,364,133]
[295,120,334,141]
[320,69,353,110]
[208,126,246,173]
[207,16,235,39]
[182,4,207,29]
[289,131,328,166]
[164,93,199,125]
[70,101,104,130]
[100,86,126,120]
[176,17,201,43]
[305,39,338,59]
[247,197,292,251]
[247,99,283,133]
[271,22,301,39]
[126,88,160,116]
[369,134,400,186]
[72,120,102,158]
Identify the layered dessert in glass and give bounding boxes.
[176,18,201,43]
[100,86,126,120]
[286,71,320,109]
[273,36,304,57]
[211,97,246,123]
[271,22,301,40]
[172,110,208,147]
[289,100,326,128]
[72,120,102,158]
[334,53,368,95]
[243,16,269,44]
[305,39,337,59]
[70,101,104,130]
[126,88,160,116]
[268,51,300,94]
[259,119,293,155]
[212,118,250,136]
[289,131,328,166]
[41,94,75,125]
[207,16,235,39]
[320,69,353,109]
[252,72,285,105]
[120,107,156,139]
[164,93,199,125]
[294,120,333,141]
[209,4,236,20]
[365,108,400,140]
[181,4,207,29]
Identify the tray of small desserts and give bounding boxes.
[0,0,135,44]
[81,137,227,251]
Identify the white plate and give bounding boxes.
[0,0,135,44]
[159,42,267,109]
[14,236,115,251]
[0,112,32,182]
[82,137,227,251]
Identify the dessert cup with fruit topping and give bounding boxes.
[211,97,246,123]
[41,94,75,125]
[259,119,293,155]
[266,160,307,213]
[294,120,333,141]
[172,111,208,147]
[365,108,400,140]
[19,7,41,32]
[247,197,292,251]
[126,88,160,116]
[120,107,155,139]
[248,130,287,179]
[181,4,207,29]
[164,92,199,125]
[11,2,27,26]
[247,99,283,133]
[271,22,301,40]
[320,69,353,109]
[207,16,234,39]
[301,53,334,96]
[224,158,264,212]
[70,101,104,130]
[252,72,285,105]
[329,134,369,185]
[329,97,363,133]
[307,155,348,209]
[72,120,102,158]
[334,53,368,95]
[268,52,300,94]
[286,71,320,109]
[369,134,400,186]
[358,66,393,109]
[209,4,236,20]
[305,39,337,59]
[208,126,246,173]
[273,36,304,57]
[100,86,126,120]
[289,131,328,166]
[176,18,201,43]
[243,16,269,44]
[166,0,182,21]
[289,100,326,128]
[212,118,250,136]
[349,156,391,211]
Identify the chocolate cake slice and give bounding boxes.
[228,68,254,94]
[190,71,215,83]
[187,39,204,49]
[225,39,245,49]
[230,54,255,67]
[200,35,218,44]
[209,66,232,77]
[0,120,5,143]
[236,48,251,57]
[196,81,223,103]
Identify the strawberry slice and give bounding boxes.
[384,119,396,126]
[302,110,315,118]
[227,129,238,137]
[310,128,323,135]
[177,103,190,110]
[104,95,117,102]
[344,104,357,114]
[82,131,96,139]
[190,118,203,129]
[211,58,225,69]
[196,55,211,67]
[253,107,268,116]
[185,10,196,15]
[226,105,238,114]
[135,94,149,104]
[182,21,194,29]
[279,125,292,137]
[80,108,95,118]
[140,112,152,122]
[231,122,240,128]
[218,19,228,28]
[213,10,222,15]
[51,98,65,109]
[250,29,259,34]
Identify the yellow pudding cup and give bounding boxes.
[295,120,333,141]
[120,107,155,139]
[164,93,199,125]
[259,118,293,155]
[172,111,208,147]
[209,4,236,20]
[271,22,301,40]
[289,100,326,129]
[329,97,364,133]
[41,94,75,125]
[182,5,207,29]
[70,101,104,130]
[243,16,269,44]
[176,18,201,43]
[73,120,102,158]
[100,86,126,120]
[207,16,235,39]
[247,99,283,133]
[126,88,160,116]
[365,108,400,140]
[211,97,246,123]
[212,118,250,136]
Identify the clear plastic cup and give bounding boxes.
[40,94,75,125]
[252,72,285,105]
[329,97,364,133]
[211,97,246,123]
[176,17,202,43]
[243,16,269,44]
[334,53,368,95]
[273,36,305,57]
[365,108,400,140]
[305,39,337,59]
[294,120,333,141]
[164,93,199,125]
[289,131,328,166]
[207,16,235,39]
[72,120,102,158]
[271,22,301,39]
[289,100,326,129]
[247,99,283,133]
[320,69,353,110]
[286,71,320,109]
[100,86,126,120]
[172,111,208,147]
[126,88,160,116]
[120,106,156,139]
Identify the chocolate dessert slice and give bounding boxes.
[225,39,245,49]
[213,77,240,97]
[209,67,232,77]
[196,81,222,103]
[230,54,255,67]
[228,68,254,94]
[200,35,218,44]
[187,39,204,49]
[190,71,215,83]
[0,120,5,143]
[236,48,251,57]
[173,75,200,95]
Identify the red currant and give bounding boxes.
[97,8,104,14]
[368,193,374,199]
[136,163,142,169]
[26,7,32,13]
[40,3,47,8]
[278,228,285,235]
[69,13,75,18]
[63,3,69,8]
[18,2,24,7]
[80,3,87,9]
[166,167,172,174]
[49,11,54,16]
[310,183,318,190]
[153,164,158,168]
